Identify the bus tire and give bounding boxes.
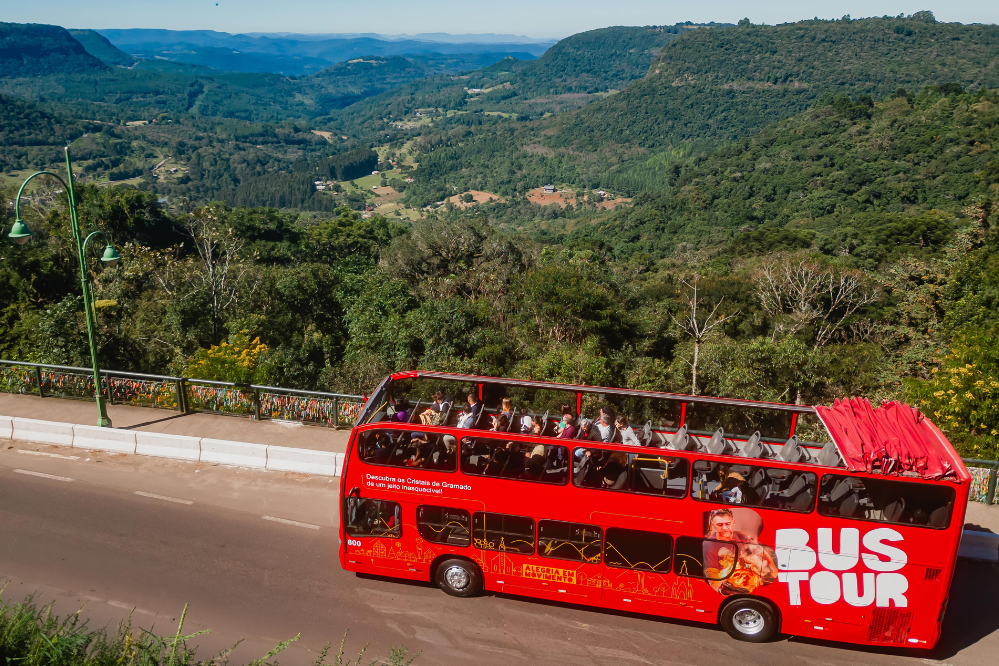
[434,558,482,598]
[719,598,779,643]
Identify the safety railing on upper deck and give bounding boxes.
[963,458,999,506]
[0,359,364,429]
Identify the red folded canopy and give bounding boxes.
[815,397,955,480]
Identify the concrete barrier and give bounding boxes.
[266,446,341,476]
[73,425,137,454]
[135,431,201,461]
[0,415,12,439]
[959,529,999,563]
[12,417,74,446]
[200,438,267,468]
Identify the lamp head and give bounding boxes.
[100,244,121,268]
[9,218,33,245]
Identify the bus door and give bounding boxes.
[601,525,682,616]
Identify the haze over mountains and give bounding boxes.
[95,28,553,75]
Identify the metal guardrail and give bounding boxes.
[0,359,364,429]
[963,458,999,506]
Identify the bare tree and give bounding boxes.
[671,274,739,395]
[183,203,253,341]
[755,253,879,351]
[754,253,879,403]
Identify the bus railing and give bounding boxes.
[0,359,363,429]
[963,458,999,506]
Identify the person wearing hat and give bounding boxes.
[714,471,745,504]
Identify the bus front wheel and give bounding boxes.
[719,598,779,643]
[434,558,482,598]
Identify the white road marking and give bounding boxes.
[107,600,157,616]
[261,515,320,530]
[13,469,73,482]
[17,450,80,460]
[135,491,193,505]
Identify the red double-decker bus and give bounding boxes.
[338,372,969,647]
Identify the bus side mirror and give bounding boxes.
[348,486,361,498]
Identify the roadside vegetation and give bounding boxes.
[0,593,416,666]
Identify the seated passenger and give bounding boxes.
[616,415,641,447]
[490,413,510,432]
[710,472,746,504]
[599,451,629,488]
[391,398,411,423]
[592,413,614,442]
[419,392,449,425]
[558,410,578,439]
[500,398,514,423]
[457,393,483,428]
[518,411,536,435]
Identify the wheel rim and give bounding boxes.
[732,608,765,635]
[444,565,470,590]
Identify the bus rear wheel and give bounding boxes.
[719,598,778,643]
[435,558,482,598]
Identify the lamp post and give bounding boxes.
[8,147,121,427]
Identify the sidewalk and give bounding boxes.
[965,501,999,534]
[0,392,351,453]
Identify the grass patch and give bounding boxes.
[0,591,418,666]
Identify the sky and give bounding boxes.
[4,0,998,39]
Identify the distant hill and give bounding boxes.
[573,86,999,261]
[0,22,106,77]
[68,29,137,67]
[96,28,547,76]
[399,14,999,203]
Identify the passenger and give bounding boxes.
[593,413,614,442]
[391,398,411,423]
[558,411,578,439]
[500,398,515,423]
[616,415,641,447]
[457,393,482,428]
[711,472,746,504]
[419,392,448,425]
[519,410,536,435]
[490,413,510,432]
[599,451,628,488]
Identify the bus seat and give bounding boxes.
[829,478,852,503]
[538,410,550,436]
[817,441,842,467]
[642,421,653,446]
[749,467,768,492]
[609,470,629,490]
[683,435,705,452]
[407,400,423,423]
[791,490,814,512]
[777,436,806,463]
[928,505,950,527]
[737,431,762,457]
[883,498,906,523]
[778,474,807,498]
[653,431,669,448]
[839,492,860,517]
[667,424,688,450]
[706,428,726,455]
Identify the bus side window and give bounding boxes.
[630,454,689,498]
[461,439,569,484]
[359,431,458,472]
[818,474,955,528]
[573,447,688,498]
[604,528,673,573]
[417,506,471,547]
[538,520,602,563]
[673,536,735,580]
[691,460,816,513]
[344,498,402,539]
[472,512,535,554]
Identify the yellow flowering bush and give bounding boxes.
[186,332,269,384]
[908,327,999,460]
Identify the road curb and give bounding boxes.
[1,414,344,477]
[959,529,999,563]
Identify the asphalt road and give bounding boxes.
[1,441,997,666]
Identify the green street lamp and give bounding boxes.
[8,147,120,427]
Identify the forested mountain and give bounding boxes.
[0,95,98,173]
[0,22,106,76]
[68,29,137,67]
[574,87,999,260]
[402,14,999,203]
